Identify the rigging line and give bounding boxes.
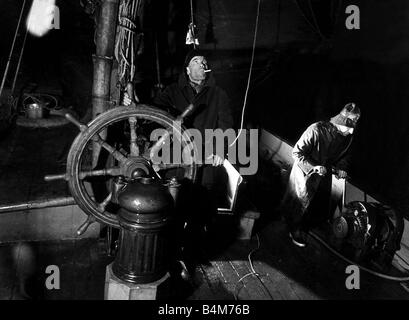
[233,234,274,300]
[293,0,327,41]
[190,0,195,26]
[306,0,327,41]
[229,0,261,148]
[189,0,197,49]
[331,0,344,34]
[11,23,30,96]
[275,0,282,47]
[0,0,27,100]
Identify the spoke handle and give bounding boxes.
[76,215,96,236]
[129,116,139,156]
[65,113,87,132]
[179,103,197,120]
[149,130,171,159]
[44,173,68,181]
[92,135,128,164]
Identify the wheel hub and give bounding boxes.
[122,157,152,179]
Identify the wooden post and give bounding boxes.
[92,0,120,167]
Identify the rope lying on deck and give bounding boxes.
[233,234,274,300]
[234,230,409,300]
[309,231,409,282]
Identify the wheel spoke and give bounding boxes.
[98,192,112,212]
[78,167,121,179]
[148,129,172,160]
[128,116,139,157]
[92,134,128,164]
[152,163,192,171]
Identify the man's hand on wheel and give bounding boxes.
[122,92,139,106]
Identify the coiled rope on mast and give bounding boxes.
[114,0,144,87]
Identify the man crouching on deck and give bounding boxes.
[281,103,361,247]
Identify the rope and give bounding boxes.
[331,0,344,36]
[275,0,282,47]
[229,0,262,147]
[232,229,409,300]
[0,0,27,99]
[306,0,327,41]
[293,0,327,41]
[190,0,195,30]
[114,0,143,87]
[22,93,59,112]
[309,230,409,282]
[186,0,198,48]
[233,234,274,300]
[11,26,30,95]
[153,33,163,91]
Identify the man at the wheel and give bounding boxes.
[123,49,235,278]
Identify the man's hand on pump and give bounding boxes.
[312,165,327,176]
[335,169,348,179]
[311,166,348,179]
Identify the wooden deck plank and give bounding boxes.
[257,223,335,299]
[228,260,273,300]
[251,259,301,300]
[0,233,408,300]
[199,262,234,300]
[222,240,276,300]
[227,243,286,300]
[188,265,217,300]
[211,259,243,299]
[259,221,409,300]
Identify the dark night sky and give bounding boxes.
[1,0,409,217]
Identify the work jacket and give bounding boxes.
[153,73,234,187]
[287,121,352,213]
[153,73,234,137]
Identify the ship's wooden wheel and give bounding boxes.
[45,104,199,231]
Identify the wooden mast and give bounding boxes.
[92,0,120,166]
